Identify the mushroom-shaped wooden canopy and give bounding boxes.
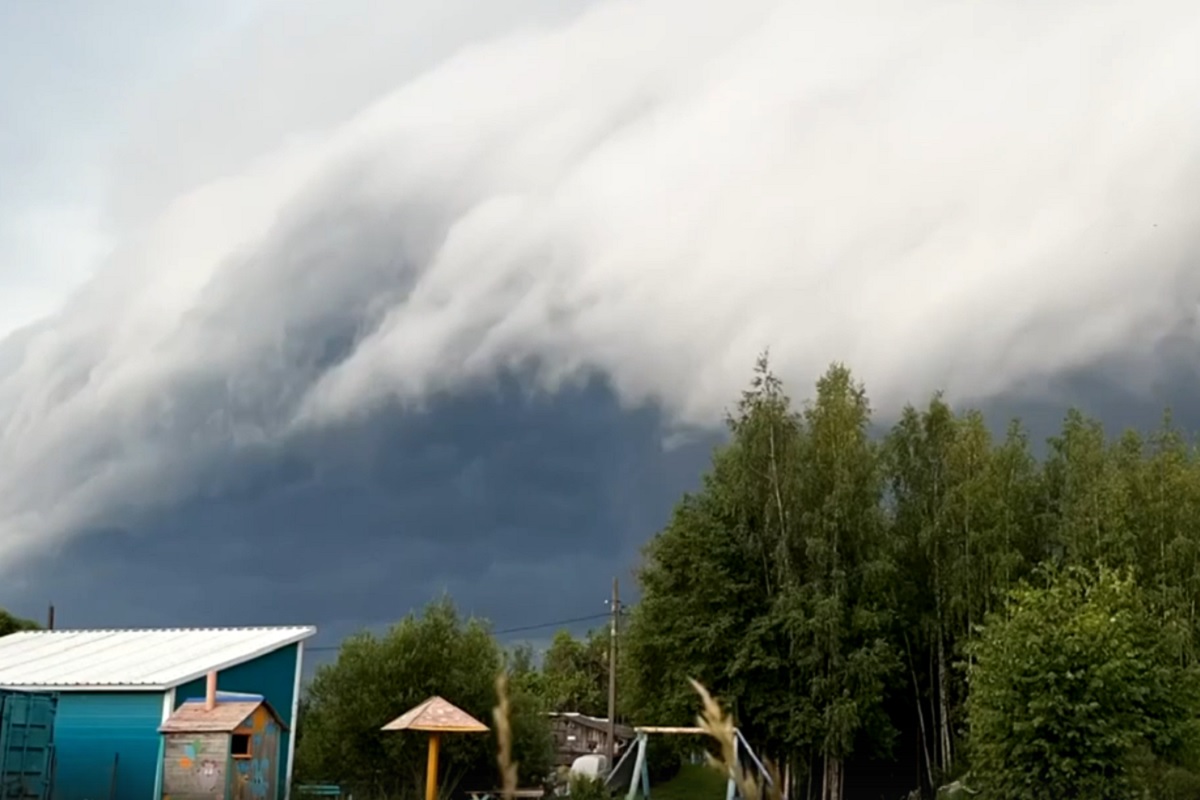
[383,696,490,800]
[381,695,490,733]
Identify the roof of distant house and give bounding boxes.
[547,712,635,739]
[0,626,315,691]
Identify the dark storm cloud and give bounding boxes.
[7,374,715,647]
[11,350,1200,655]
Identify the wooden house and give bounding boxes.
[159,673,288,800]
[546,713,635,767]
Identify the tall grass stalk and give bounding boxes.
[690,678,783,800]
[493,673,518,800]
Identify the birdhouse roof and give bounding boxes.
[381,696,489,733]
[159,696,287,733]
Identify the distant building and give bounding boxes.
[0,626,314,800]
[546,712,635,767]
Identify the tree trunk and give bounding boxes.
[903,633,935,791]
[937,624,953,775]
[821,755,843,800]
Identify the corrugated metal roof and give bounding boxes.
[0,626,316,691]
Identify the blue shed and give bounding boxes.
[0,627,315,800]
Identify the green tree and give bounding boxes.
[0,609,39,637]
[628,359,895,800]
[787,364,896,800]
[968,567,1200,799]
[1043,409,1132,568]
[885,395,967,785]
[506,643,545,699]
[623,357,1200,799]
[1117,415,1200,658]
[626,355,804,759]
[540,630,610,716]
[296,597,552,799]
[884,400,1041,791]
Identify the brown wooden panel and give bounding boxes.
[163,733,230,799]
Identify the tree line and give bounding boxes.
[625,357,1200,800]
[28,355,1185,799]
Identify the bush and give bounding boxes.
[968,567,1200,800]
[296,597,553,793]
[567,774,610,799]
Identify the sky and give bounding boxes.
[1,0,1199,667]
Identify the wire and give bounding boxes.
[495,612,610,635]
[304,611,612,653]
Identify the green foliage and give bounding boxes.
[540,629,611,716]
[884,399,1042,787]
[627,361,1200,800]
[567,773,610,800]
[968,567,1200,800]
[0,609,39,637]
[295,596,552,798]
[295,358,1200,800]
[627,357,897,795]
[1043,410,1134,568]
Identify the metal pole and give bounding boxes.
[626,734,648,800]
[108,752,119,800]
[606,577,620,769]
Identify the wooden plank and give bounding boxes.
[162,733,229,798]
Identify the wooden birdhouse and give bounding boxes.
[159,672,288,800]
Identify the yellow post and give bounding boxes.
[425,732,441,800]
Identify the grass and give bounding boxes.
[631,763,729,800]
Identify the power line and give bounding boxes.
[304,611,612,653]
[496,612,610,636]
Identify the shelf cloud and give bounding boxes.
[2,0,1199,571]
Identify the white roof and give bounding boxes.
[0,626,316,691]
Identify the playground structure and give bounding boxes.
[604,726,773,800]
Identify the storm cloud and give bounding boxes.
[2,0,1200,632]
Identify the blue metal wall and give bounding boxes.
[174,643,300,799]
[50,691,164,800]
[0,689,57,800]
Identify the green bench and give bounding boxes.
[296,785,346,798]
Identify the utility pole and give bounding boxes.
[46,604,55,630]
[606,577,620,768]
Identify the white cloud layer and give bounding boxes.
[3,0,1200,568]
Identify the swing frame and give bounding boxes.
[605,726,773,800]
